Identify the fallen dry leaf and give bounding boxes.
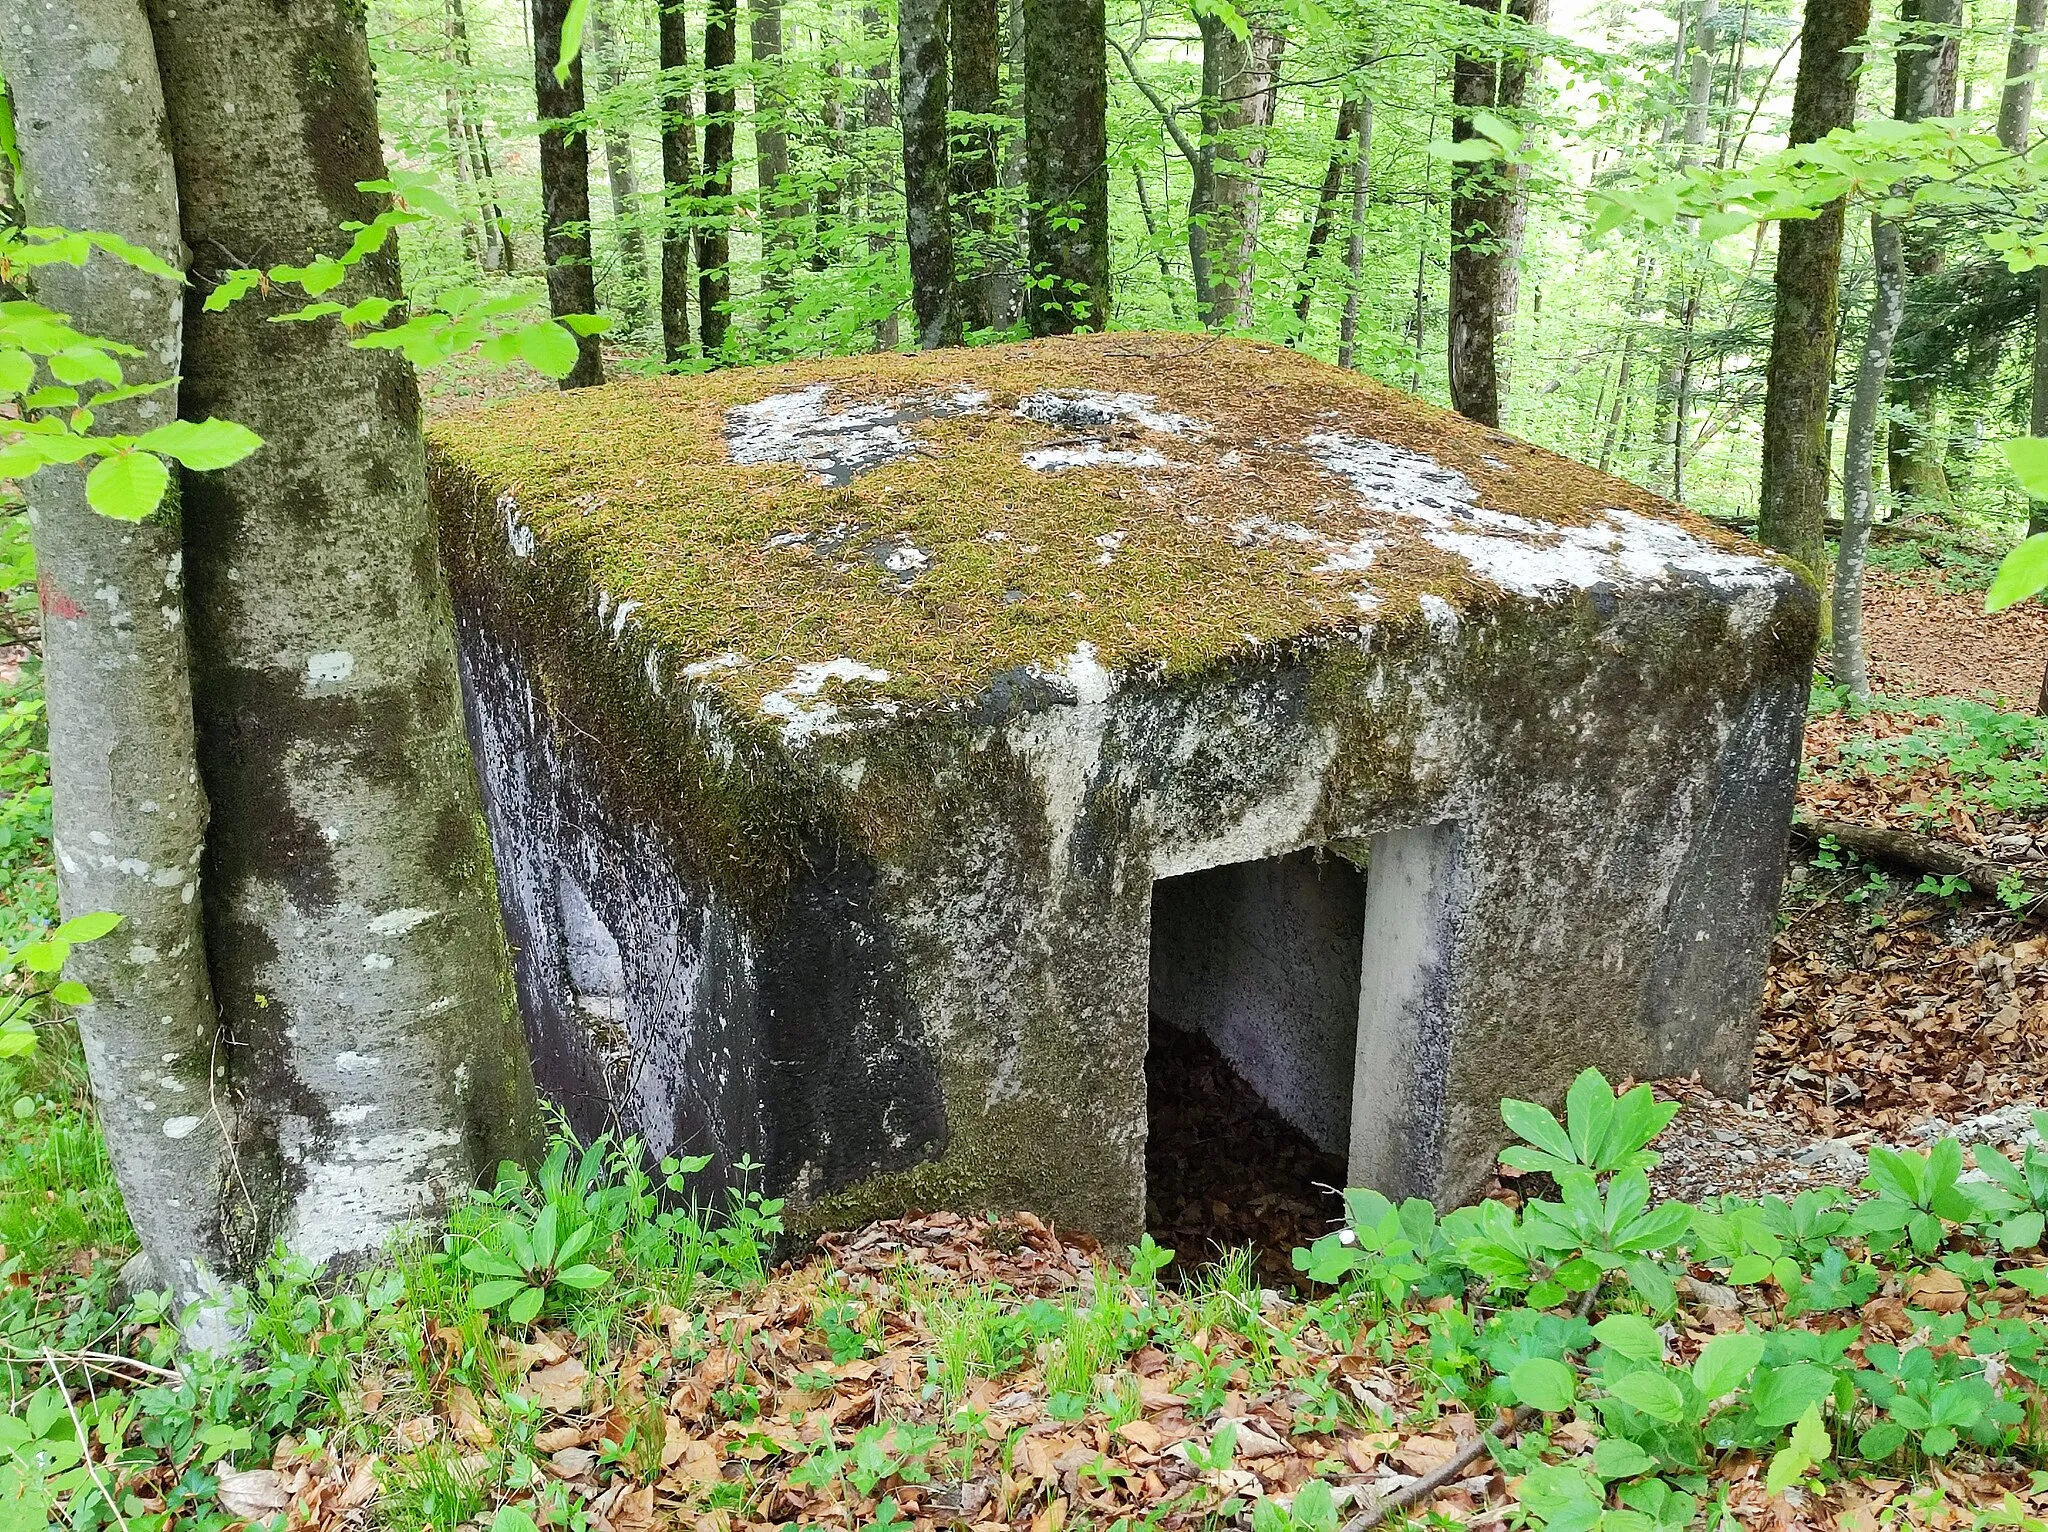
[526,1357,589,1412]
[217,1469,291,1519]
[1908,1268,1967,1314]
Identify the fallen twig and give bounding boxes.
[1791,813,2037,900]
[45,1346,132,1532]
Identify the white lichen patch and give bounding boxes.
[1022,443,1169,473]
[758,657,898,743]
[1013,390,1208,436]
[1303,431,1784,598]
[305,651,355,687]
[498,490,537,558]
[285,1123,463,1266]
[683,651,746,679]
[367,906,438,936]
[725,384,990,485]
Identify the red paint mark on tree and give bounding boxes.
[38,575,83,620]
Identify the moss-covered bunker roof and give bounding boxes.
[428,333,1788,735]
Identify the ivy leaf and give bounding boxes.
[135,418,263,472]
[85,450,171,521]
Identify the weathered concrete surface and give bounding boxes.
[430,332,1816,1242]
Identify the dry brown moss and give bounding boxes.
[426,332,1750,711]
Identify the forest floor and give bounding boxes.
[12,560,2048,1532]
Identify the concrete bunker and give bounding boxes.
[428,332,1818,1245]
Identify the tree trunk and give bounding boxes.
[996,0,1028,327]
[146,0,539,1277]
[2000,0,2045,148]
[1,0,229,1319]
[1022,0,1109,333]
[1293,96,1362,337]
[659,0,696,362]
[1130,165,1183,318]
[448,0,512,271]
[1664,0,1718,499]
[1446,0,1543,427]
[1756,0,1868,585]
[952,0,1004,332]
[752,0,795,313]
[2033,267,2048,539]
[1887,0,1959,515]
[1194,12,1251,328]
[591,0,651,330]
[861,3,901,351]
[532,0,606,386]
[900,0,960,347]
[443,86,485,266]
[697,0,738,355]
[1338,97,1373,370]
[1231,27,1283,328]
[1835,217,1907,699]
[1600,250,1654,473]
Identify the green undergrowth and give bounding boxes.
[1810,685,2048,821]
[10,1071,2048,1531]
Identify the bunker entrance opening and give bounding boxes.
[1143,848,1367,1284]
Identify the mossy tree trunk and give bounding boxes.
[531,0,606,387]
[900,0,960,347]
[951,0,1004,333]
[1757,0,1868,587]
[658,0,696,362]
[146,0,540,1274]
[591,0,651,330]
[1022,0,1109,333]
[1,0,229,1316]
[698,0,739,355]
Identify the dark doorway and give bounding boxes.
[1144,848,1366,1283]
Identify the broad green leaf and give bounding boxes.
[555,0,594,82]
[1565,1069,1614,1166]
[1591,1437,1657,1480]
[1603,1368,1686,1422]
[1591,1313,1664,1362]
[1501,1097,1575,1162]
[16,940,67,974]
[1751,1363,1836,1428]
[135,417,262,472]
[516,319,581,379]
[49,980,92,1006]
[2003,437,2048,499]
[0,348,33,395]
[1764,1403,1831,1496]
[48,346,121,386]
[85,450,170,521]
[468,1277,526,1310]
[1692,1330,1766,1398]
[1989,532,2048,612]
[554,1263,611,1291]
[507,1283,546,1325]
[53,910,121,943]
[1509,1356,1578,1412]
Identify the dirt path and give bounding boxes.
[1862,566,2048,706]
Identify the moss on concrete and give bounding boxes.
[428,333,1762,724]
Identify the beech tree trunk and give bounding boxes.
[2000,0,2045,149]
[900,0,960,346]
[1337,97,1372,370]
[659,0,696,361]
[448,0,511,271]
[1757,0,1868,585]
[531,0,605,386]
[591,0,652,329]
[1,0,229,1319]
[752,0,795,312]
[861,3,901,351]
[1887,0,1959,514]
[1022,0,1109,333]
[1446,0,1543,427]
[952,0,1005,333]
[1835,217,1907,699]
[698,0,738,354]
[1294,95,1363,335]
[147,0,539,1275]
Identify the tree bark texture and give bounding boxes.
[1294,95,1362,334]
[1446,0,1542,427]
[751,0,795,310]
[0,0,229,1315]
[951,0,1005,332]
[531,0,606,386]
[591,0,652,328]
[2000,0,2045,149]
[1887,0,1959,513]
[698,0,739,354]
[447,0,511,271]
[2032,266,2048,538]
[861,3,901,351]
[1022,0,1110,333]
[1194,12,1252,327]
[900,0,960,347]
[1663,0,1718,500]
[1756,0,1868,585]
[1338,97,1372,370]
[659,0,696,361]
[1834,216,1906,699]
[146,0,539,1276]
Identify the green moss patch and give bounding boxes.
[427,333,1757,716]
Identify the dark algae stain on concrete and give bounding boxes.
[433,333,1817,1242]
